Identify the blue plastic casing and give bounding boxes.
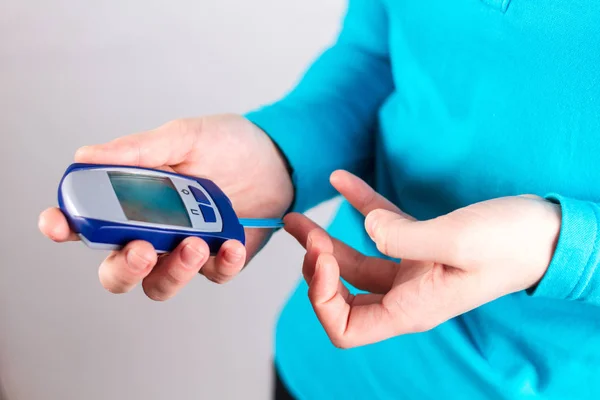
[57,163,245,254]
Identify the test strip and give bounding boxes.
[238,218,284,229]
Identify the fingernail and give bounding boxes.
[225,247,244,263]
[315,255,328,277]
[307,230,320,251]
[313,261,322,278]
[366,214,378,237]
[181,244,205,267]
[127,250,151,271]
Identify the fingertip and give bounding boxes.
[283,213,319,245]
[182,236,210,254]
[365,208,398,236]
[37,209,52,235]
[283,212,302,229]
[99,242,156,295]
[364,209,380,238]
[74,145,96,162]
[330,170,356,193]
[331,169,366,191]
[178,237,210,269]
[38,208,71,242]
[221,240,245,265]
[124,241,157,271]
[200,239,245,284]
[329,170,346,185]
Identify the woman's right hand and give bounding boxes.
[38,114,294,301]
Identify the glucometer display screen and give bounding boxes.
[108,172,192,227]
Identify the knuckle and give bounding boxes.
[349,250,366,277]
[98,268,132,294]
[113,136,141,159]
[360,189,377,211]
[202,271,231,285]
[330,336,350,349]
[163,118,202,139]
[164,268,188,287]
[142,282,170,302]
[162,118,189,132]
[100,277,131,294]
[350,247,364,266]
[213,257,244,282]
[145,290,169,302]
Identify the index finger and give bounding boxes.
[309,252,405,348]
[73,119,198,168]
[284,213,398,294]
[330,170,414,220]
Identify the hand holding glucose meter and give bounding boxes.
[57,163,283,254]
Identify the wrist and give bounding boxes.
[527,197,562,292]
[245,114,296,215]
[526,194,600,301]
[248,118,295,216]
[269,137,296,214]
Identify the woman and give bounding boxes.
[39,1,600,398]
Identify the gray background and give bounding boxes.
[0,1,344,399]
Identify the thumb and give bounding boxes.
[74,119,198,168]
[365,209,454,262]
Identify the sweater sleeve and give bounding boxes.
[528,194,600,305]
[244,0,393,214]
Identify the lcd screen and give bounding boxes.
[108,171,192,228]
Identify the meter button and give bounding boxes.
[199,204,217,223]
[189,186,210,205]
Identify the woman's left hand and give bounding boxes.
[283,170,561,349]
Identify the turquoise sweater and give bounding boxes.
[247,1,600,398]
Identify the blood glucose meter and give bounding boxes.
[57,163,283,254]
